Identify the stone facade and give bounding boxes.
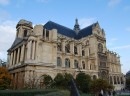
[7,19,125,89]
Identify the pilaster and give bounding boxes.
[20,44,25,62]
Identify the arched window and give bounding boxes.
[57,57,62,67]
[74,60,78,69]
[90,64,92,70]
[57,43,62,51]
[82,50,85,56]
[114,76,117,84]
[24,30,27,37]
[65,44,70,53]
[110,76,113,84]
[65,58,70,68]
[82,61,85,69]
[93,75,97,80]
[74,46,78,54]
[117,76,120,84]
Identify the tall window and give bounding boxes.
[117,76,120,84]
[82,61,85,69]
[57,43,62,51]
[74,60,78,69]
[65,44,70,53]
[24,30,27,37]
[46,30,49,40]
[57,57,62,67]
[65,58,70,68]
[43,29,45,37]
[114,76,117,84]
[82,50,85,56]
[74,46,78,54]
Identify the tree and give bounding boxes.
[90,78,114,96]
[53,73,73,89]
[75,72,92,93]
[126,77,130,90]
[63,73,73,89]
[54,73,64,88]
[0,67,12,90]
[41,74,53,88]
[24,74,39,89]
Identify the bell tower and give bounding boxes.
[16,19,33,38]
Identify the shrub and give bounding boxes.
[41,74,53,88]
[76,72,92,93]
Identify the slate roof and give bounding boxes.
[44,21,96,39]
[44,21,76,38]
[10,38,23,50]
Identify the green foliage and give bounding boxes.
[126,77,130,90]
[54,73,64,88]
[0,89,70,96]
[76,72,92,93]
[41,74,53,88]
[63,73,73,89]
[90,78,114,95]
[53,73,73,89]
[0,67,12,90]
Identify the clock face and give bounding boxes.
[98,43,103,52]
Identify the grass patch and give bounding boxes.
[0,89,70,96]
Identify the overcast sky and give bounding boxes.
[0,0,130,74]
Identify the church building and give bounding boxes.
[7,19,125,89]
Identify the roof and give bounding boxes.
[44,21,76,38]
[10,38,23,49]
[44,21,97,39]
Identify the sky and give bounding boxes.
[0,0,130,74]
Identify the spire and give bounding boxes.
[74,18,80,34]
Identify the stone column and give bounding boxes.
[71,58,74,68]
[78,43,82,56]
[88,60,90,70]
[32,41,36,60]
[20,44,25,62]
[16,48,20,64]
[70,41,74,54]
[62,56,65,67]
[13,50,16,65]
[79,59,82,70]
[10,52,13,66]
[27,40,32,60]
[112,76,114,85]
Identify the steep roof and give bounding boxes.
[44,21,76,38]
[44,21,96,39]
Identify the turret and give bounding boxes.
[16,19,33,38]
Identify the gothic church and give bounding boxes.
[7,19,125,89]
